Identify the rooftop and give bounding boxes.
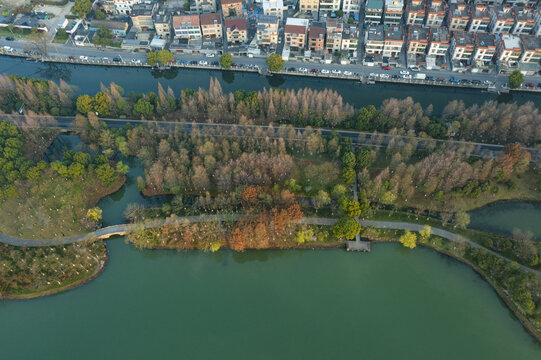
[427,0,446,13]
[286,18,310,27]
[385,25,404,41]
[520,35,541,51]
[285,24,307,34]
[501,34,521,49]
[475,32,496,48]
[429,26,449,43]
[90,19,128,30]
[492,5,514,20]
[200,13,222,26]
[366,25,384,41]
[131,3,154,17]
[225,18,247,31]
[257,14,279,24]
[309,25,325,39]
[263,0,284,8]
[449,2,469,18]
[515,7,535,21]
[453,31,474,47]
[172,15,200,27]
[221,0,242,4]
[385,0,404,10]
[471,5,490,19]
[407,0,425,12]
[366,0,383,9]
[153,12,170,24]
[408,26,429,42]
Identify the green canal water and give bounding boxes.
[0,135,541,358]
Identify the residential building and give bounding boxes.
[200,13,223,39]
[319,0,341,12]
[425,0,446,27]
[341,26,359,53]
[534,8,541,36]
[284,18,309,51]
[325,18,343,53]
[89,19,129,37]
[130,3,156,32]
[299,0,320,12]
[407,26,429,54]
[519,35,541,66]
[308,22,326,52]
[192,0,217,13]
[448,1,470,31]
[405,0,426,26]
[468,4,491,32]
[496,33,521,67]
[472,32,496,66]
[153,11,171,38]
[343,0,362,16]
[263,0,286,22]
[427,26,449,57]
[489,5,515,34]
[384,0,404,25]
[512,7,536,35]
[364,24,385,54]
[450,30,474,60]
[256,14,279,46]
[365,0,384,24]
[221,0,243,17]
[224,18,248,44]
[107,0,142,16]
[172,15,202,40]
[383,24,404,57]
[505,0,537,7]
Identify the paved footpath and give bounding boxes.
[2,216,538,278]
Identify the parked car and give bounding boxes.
[231,63,237,67]
[131,59,141,64]
[537,83,541,88]
[369,73,378,78]
[298,67,308,73]
[400,70,409,75]
[310,68,319,73]
[5,36,15,41]
[287,67,296,71]
[69,55,76,60]
[449,77,460,83]
[471,80,481,85]
[436,77,445,82]
[79,55,88,61]
[425,76,434,81]
[211,61,219,66]
[343,71,353,76]
[321,69,329,74]
[113,56,122,62]
[408,66,420,72]
[483,80,494,85]
[102,57,109,61]
[524,82,536,88]
[460,79,471,84]
[206,53,215,58]
[331,69,341,74]
[199,60,208,65]
[379,73,389,79]
[402,74,412,79]
[391,74,400,79]
[180,60,189,64]
[381,65,391,70]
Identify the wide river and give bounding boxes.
[1,60,541,358]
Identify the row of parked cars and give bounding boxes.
[286,67,355,76]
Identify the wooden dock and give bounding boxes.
[346,240,371,252]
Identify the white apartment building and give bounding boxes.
[263,0,287,22]
[384,0,404,25]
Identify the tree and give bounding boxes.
[157,50,174,65]
[333,217,361,240]
[133,99,154,117]
[295,228,315,244]
[86,207,103,222]
[340,197,362,217]
[96,163,118,186]
[508,69,524,89]
[147,51,158,66]
[331,184,347,199]
[313,190,331,213]
[453,211,470,229]
[342,151,356,169]
[116,161,129,174]
[92,25,113,47]
[93,91,110,116]
[342,168,355,185]
[183,1,190,11]
[220,53,233,69]
[76,95,93,114]
[94,9,106,20]
[71,0,92,19]
[356,147,373,170]
[25,28,50,57]
[266,54,285,72]
[419,225,431,243]
[399,231,417,249]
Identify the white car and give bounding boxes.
[102,57,109,61]
[331,69,342,74]
[131,59,141,64]
[206,53,215,58]
[343,71,353,76]
[408,66,420,72]
[79,55,88,61]
[298,67,308,73]
[400,70,410,75]
[3,46,13,52]
[199,60,208,65]
[321,69,330,74]
[402,74,412,79]
[369,73,379,78]
[379,73,390,79]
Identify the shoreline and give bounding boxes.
[3,54,541,94]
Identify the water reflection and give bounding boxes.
[221,70,235,84]
[267,75,285,87]
[35,62,72,82]
[150,68,179,80]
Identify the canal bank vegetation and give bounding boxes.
[0,240,107,299]
[363,227,541,341]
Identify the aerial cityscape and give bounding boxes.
[0,0,541,359]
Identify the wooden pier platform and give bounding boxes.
[346,240,371,252]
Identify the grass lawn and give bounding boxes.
[0,169,125,239]
[0,27,32,38]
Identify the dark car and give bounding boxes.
[310,68,318,73]
[231,63,237,67]
[537,83,541,88]
[460,79,471,84]
[391,74,400,79]
[449,77,460,83]
[425,76,434,81]
[113,56,122,62]
[5,36,15,41]
[190,60,198,65]
[471,80,481,84]
[211,61,219,66]
[288,67,296,71]
[436,77,445,82]
[180,59,189,64]
[68,55,76,60]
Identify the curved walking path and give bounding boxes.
[1,215,539,278]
